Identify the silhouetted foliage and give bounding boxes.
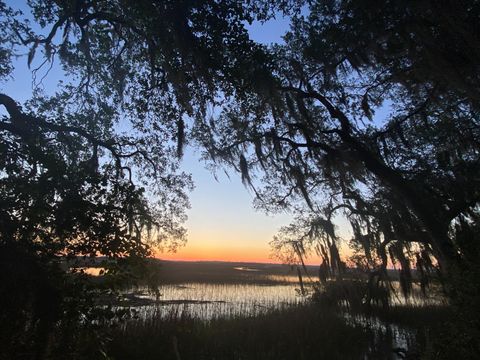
[195,2,480,354]
[200,0,480,288]
[0,0,263,357]
[0,1,306,357]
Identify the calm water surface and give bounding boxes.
[131,281,310,319]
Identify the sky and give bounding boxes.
[2,4,347,265]
[160,13,355,264]
[160,14,301,264]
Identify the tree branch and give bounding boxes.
[0,93,157,175]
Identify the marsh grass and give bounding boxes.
[28,300,451,360]
[107,304,379,360]
[126,282,308,320]
[106,301,453,360]
[75,263,453,359]
[143,261,319,285]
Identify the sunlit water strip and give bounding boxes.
[118,279,446,321]
[127,282,309,320]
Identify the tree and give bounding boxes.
[0,5,192,358]
[0,0,302,261]
[0,0,280,356]
[0,0,309,356]
[7,0,478,294]
[198,0,480,292]
[194,2,480,355]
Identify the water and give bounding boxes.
[343,312,415,358]
[109,265,444,322]
[119,280,424,358]
[127,281,310,320]
[104,263,444,358]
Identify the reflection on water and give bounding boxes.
[123,281,445,325]
[343,313,414,358]
[262,274,317,284]
[120,280,444,321]
[388,282,446,307]
[81,261,445,330]
[233,267,260,272]
[73,267,105,276]
[130,282,309,320]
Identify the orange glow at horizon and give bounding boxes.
[155,239,352,266]
[155,241,279,264]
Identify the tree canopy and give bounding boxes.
[198,0,480,298]
[0,0,294,258]
[2,0,479,303]
[0,0,283,356]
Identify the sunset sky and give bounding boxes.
[156,144,353,264]
[158,14,320,264]
[157,14,288,262]
[158,147,294,263]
